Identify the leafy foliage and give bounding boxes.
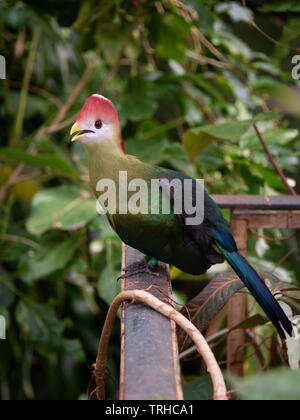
[178,272,244,351]
[182,375,213,400]
[0,0,300,400]
[232,367,300,400]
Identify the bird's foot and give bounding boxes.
[118,257,161,281]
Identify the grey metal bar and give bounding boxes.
[212,195,300,210]
[120,245,183,401]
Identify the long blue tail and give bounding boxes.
[216,242,293,339]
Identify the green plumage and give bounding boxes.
[88,146,223,274]
[82,117,292,339]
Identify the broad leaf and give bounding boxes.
[125,137,168,164]
[183,128,218,162]
[232,367,300,400]
[182,0,214,31]
[119,89,158,123]
[177,272,244,351]
[232,314,268,330]
[263,271,300,314]
[183,114,279,161]
[19,232,80,284]
[263,271,300,299]
[182,376,213,400]
[260,2,300,12]
[27,186,97,235]
[155,14,190,62]
[0,148,78,175]
[97,239,121,305]
[240,128,299,149]
[63,339,86,363]
[15,299,66,355]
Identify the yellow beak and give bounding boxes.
[70,122,83,142]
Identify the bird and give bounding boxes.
[70,94,293,339]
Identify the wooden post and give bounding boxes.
[227,214,248,377]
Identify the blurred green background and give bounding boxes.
[0,0,300,400]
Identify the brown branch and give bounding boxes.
[253,123,297,196]
[1,234,39,249]
[253,123,300,267]
[242,0,300,53]
[194,30,230,66]
[50,47,101,129]
[155,2,165,14]
[280,337,289,366]
[249,228,298,243]
[179,328,229,360]
[95,290,228,401]
[10,81,63,108]
[273,246,298,271]
[140,20,157,72]
[245,329,268,371]
[14,27,26,59]
[168,0,231,66]
[46,114,78,134]
[186,50,232,70]
[97,42,128,94]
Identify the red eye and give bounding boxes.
[95,120,103,129]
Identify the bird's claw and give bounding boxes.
[117,259,162,281]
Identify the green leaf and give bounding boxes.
[251,81,300,117]
[95,22,131,65]
[19,232,80,284]
[125,138,168,164]
[183,127,219,162]
[0,268,16,308]
[155,14,189,61]
[119,89,158,122]
[194,142,224,172]
[27,186,96,235]
[182,0,215,31]
[97,239,121,305]
[262,271,300,314]
[162,143,198,178]
[251,165,288,190]
[177,272,244,351]
[183,114,279,161]
[274,18,300,60]
[63,339,86,363]
[0,2,36,28]
[263,271,300,300]
[249,257,296,284]
[260,1,300,12]
[232,314,268,330]
[183,376,213,400]
[232,367,300,400]
[240,129,299,149]
[15,299,66,355]
[0,148,78,175]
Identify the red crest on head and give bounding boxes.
[77,94,126,154]
[77,94,119,126]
